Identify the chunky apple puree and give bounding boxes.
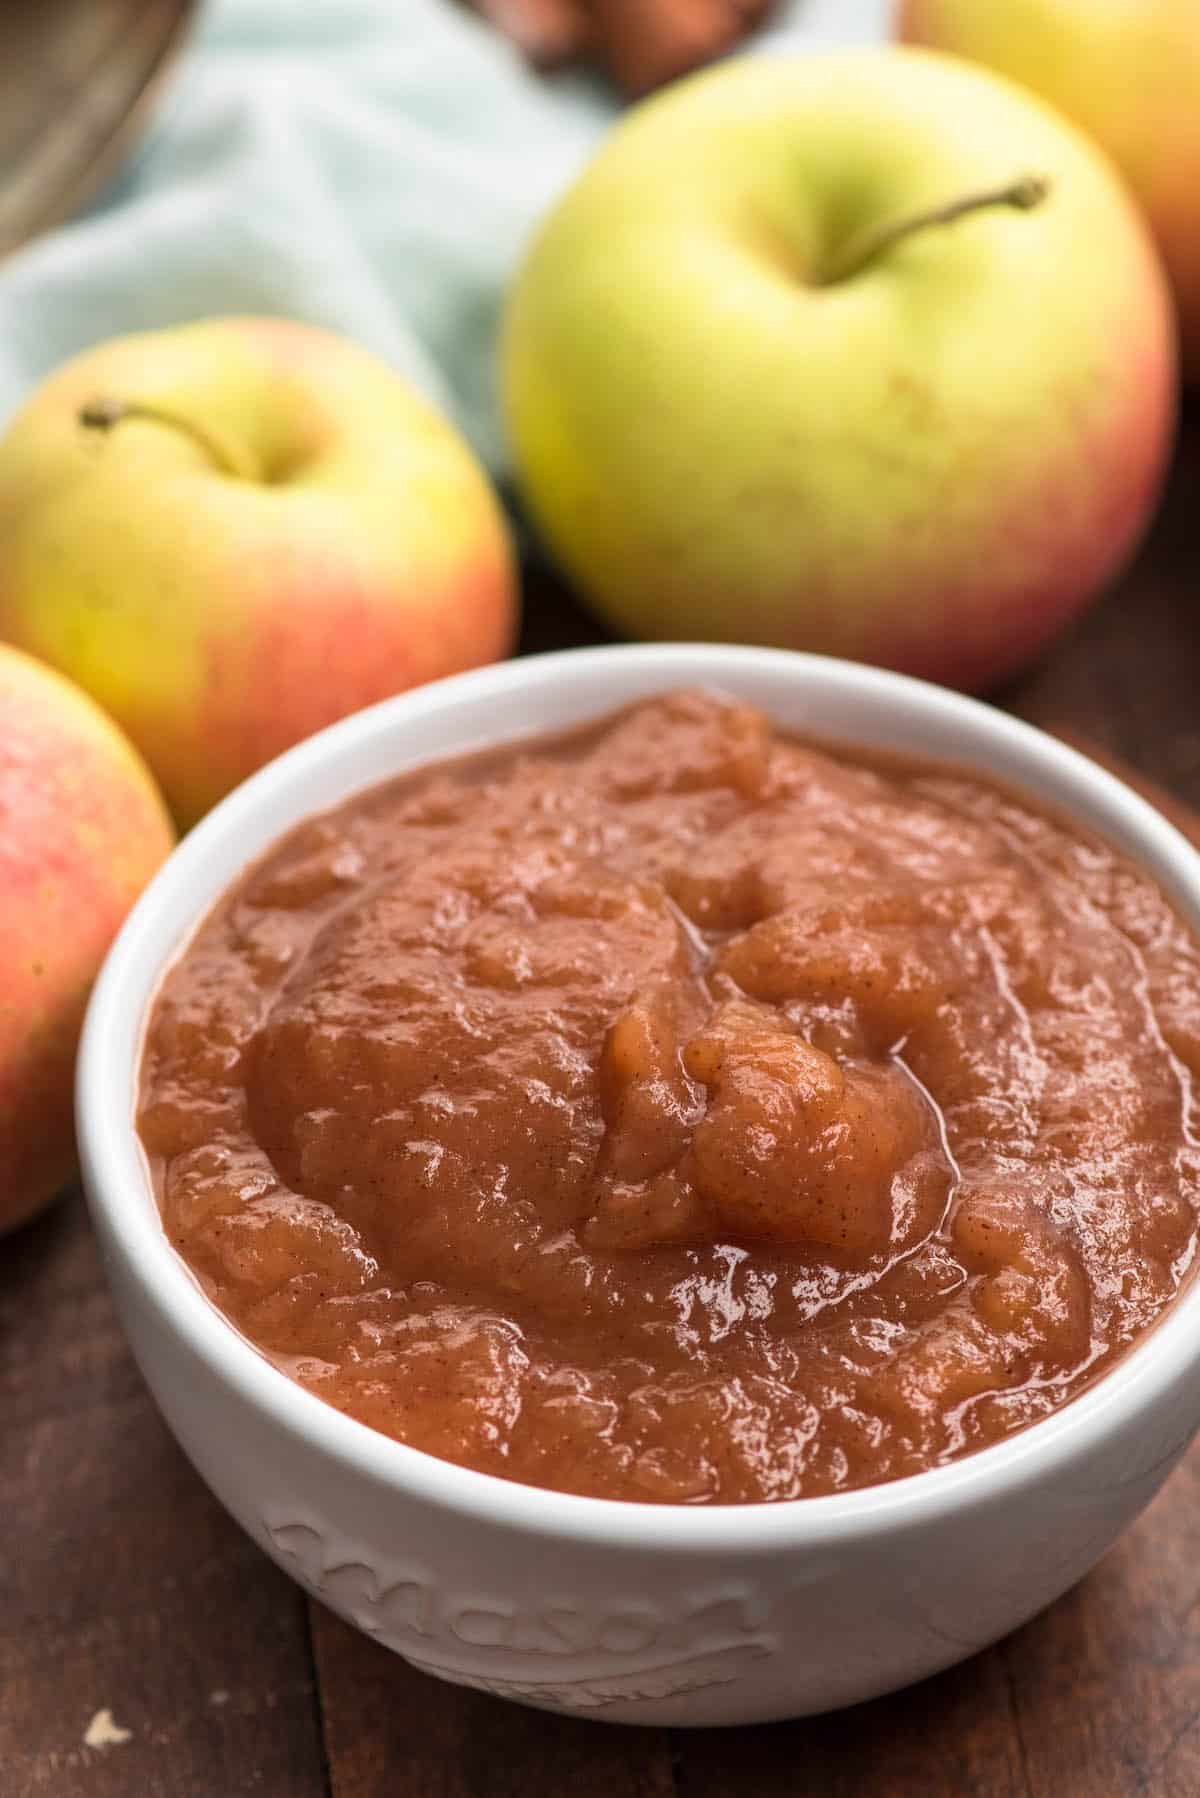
[139,692,1200,1503]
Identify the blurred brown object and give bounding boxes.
[467,0,592,68]
[0,0,196,260]
[464,0,781,95]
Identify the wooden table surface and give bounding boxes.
[5,408,1200,1798]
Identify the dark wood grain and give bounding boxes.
[308,1607,677,1798]
[672,1654,1029,1798]
[0,1193,327,1798]
[3,415,1199,1797]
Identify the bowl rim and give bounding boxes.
[78,642,1200,1553]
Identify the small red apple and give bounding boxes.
[0,318,518,826]
[0,646,174,1232]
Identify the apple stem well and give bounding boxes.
[78,397,253,479]
[821,174,1051,285]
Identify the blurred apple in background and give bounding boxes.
[898,0,1200,378]
[503,48,1175,690]
[0,319,517,826]
[0,646,173,1233]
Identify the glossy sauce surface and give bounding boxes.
[139,693,1200,1503]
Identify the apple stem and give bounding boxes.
[822,174,1051,285]
[78,397,252,479]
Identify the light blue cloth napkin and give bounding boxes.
[0,0,887,475]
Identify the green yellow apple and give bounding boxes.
[503,48,1175,688]
[0,645,173,1233]
[898,0,1200,377]
[0,318,517,826]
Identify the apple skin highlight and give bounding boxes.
[503,48,1177,691]
[0,318,518,826]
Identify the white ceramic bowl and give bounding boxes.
[78,644,1200,1726]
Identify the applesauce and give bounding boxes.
[138,692,1200,1503]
